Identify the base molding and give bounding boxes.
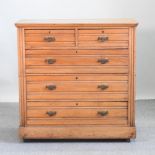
[19,126,136,139]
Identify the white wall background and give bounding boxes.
[0,0,155,102]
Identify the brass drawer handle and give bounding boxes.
[98,84,109,90]
[45,58,56,64]
[44,36,55,42]
[97,58,109,64]
[97,36,108,42]
[46,111,57,116]
[46,85,56,90]
[98,111,108,116]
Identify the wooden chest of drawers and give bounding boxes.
[15,19,138,140]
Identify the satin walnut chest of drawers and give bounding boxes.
[15,19,138,140]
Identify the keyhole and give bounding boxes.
[76,51,78,54]
[76,103,79,106]
[75,76,79,80]
[102,30,104,33]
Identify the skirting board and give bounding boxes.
[20,126,136,139]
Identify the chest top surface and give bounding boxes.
[15,18,138,27]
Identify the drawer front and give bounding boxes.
[27,92,128,101]
[27,107,127,118]
[27,101,128,107]
[26,55,128,66]
[26,74,128,82]
[78,28,128,48]
[25,29,75,49]
[26,49,128,55]
[27,81,128,92]
[27,107,127,126]
[26,66,128,74]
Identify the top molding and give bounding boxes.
[15,19,138,27]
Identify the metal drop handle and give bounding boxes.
[46,85,56,90]
[45,58,56,64]
[98,84,109,90]
[97,36,108,42]
[44,36,55,42]
[98,58,109,64]
[46,111,57,116]
[98,111,108,116]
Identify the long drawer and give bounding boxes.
[27,81,128,92]
[26,55,128,66]
[27,107,127,118]
[27,106,127,126]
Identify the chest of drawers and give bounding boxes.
[15,19,138,140]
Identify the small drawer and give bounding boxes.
[25,29,75,49]
[78,28,128,49]
[27,81,128,92]
[25,55,128,66]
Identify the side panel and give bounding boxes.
[17,28,26,126]
[128,27,136,126]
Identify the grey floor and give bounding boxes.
[0,100,155,155]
